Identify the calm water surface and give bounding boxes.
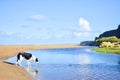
[7,46,120,80]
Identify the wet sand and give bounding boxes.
[0,45,80,80]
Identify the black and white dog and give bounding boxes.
[16,52,39,67]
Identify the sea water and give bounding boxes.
[7,46,120,80]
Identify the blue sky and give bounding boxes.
[0,0,120,45]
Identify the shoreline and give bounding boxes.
[0,44,81,80]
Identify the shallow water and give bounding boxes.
[7,46,120,80]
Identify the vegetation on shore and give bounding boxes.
[90,25,120,54]
[92,47,120,54]
[92,36,120,54]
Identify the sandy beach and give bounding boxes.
[0,45,80,80]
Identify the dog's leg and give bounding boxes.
[16,55,23,66]
[27,60,31,68]
[16,60,21,66]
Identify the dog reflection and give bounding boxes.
[26,67,39,76]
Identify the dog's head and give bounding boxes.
[32,55,39,63]
[35,58,39,63]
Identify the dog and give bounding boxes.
[16,52,39,67]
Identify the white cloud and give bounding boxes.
[5,32,14,36]
[0,31,15,36]
[79,17,91,31]
[29,14,45,21]
[73,32,81,36]
[53,30,72,39]
[73,31,90,37]
[82,32,90,37]
[74,17,92,37]
[54,33,64,39]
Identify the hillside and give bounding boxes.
[96,25,120,39]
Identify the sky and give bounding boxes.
[0,0,120,45]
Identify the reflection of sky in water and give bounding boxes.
[24,46,120,65]
[7,46,120,80]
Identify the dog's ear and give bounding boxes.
[35,58,39,62]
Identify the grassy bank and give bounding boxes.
[92,47,120,54]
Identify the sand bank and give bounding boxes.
[0,45,80,80]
